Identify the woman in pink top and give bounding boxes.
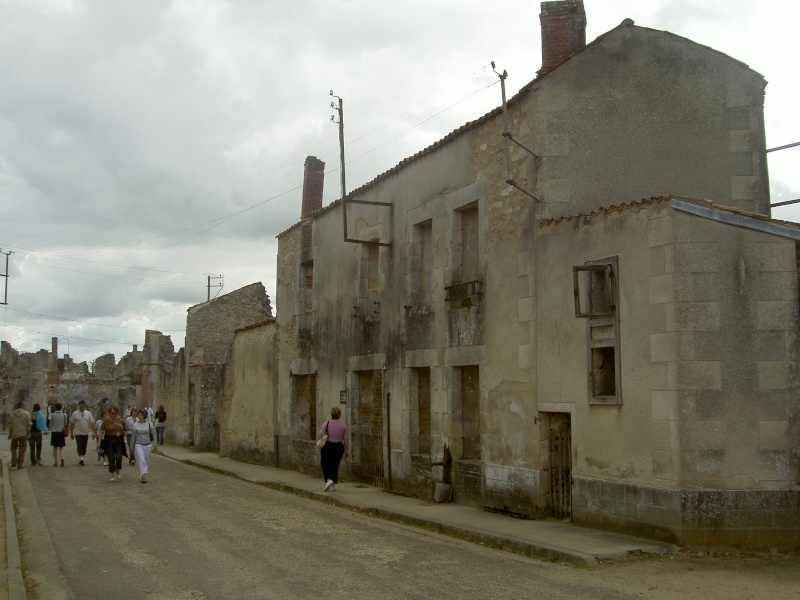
[318,407,349,491]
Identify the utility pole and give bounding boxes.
[0,249,12,305]
[207,274,223,301]
[330,90,346,198]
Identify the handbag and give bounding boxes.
[148,422,154,443]
[316,421,329,449]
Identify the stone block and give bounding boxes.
[648,215,673,248]
[667,302,720,332]
[518,344,533,371]
[540,178,571,206]
[649,303,667,333]
[759,421,789,450]
[651,419,669,449]
[674,272,721,302]
[752,331,789,360]
[675,361,722,390]
[752,241,795,272]
[651,332,678,363]
[757,361,790,390]
[518,296,534,322]
[673,242,720,273]
[542,134,569,156]
[753,272,797,301]
[757,301,795,331]
[653,448,677,480]
[731,176,758,201]
[637,504,681,530]
[649,246,666,275]
[748,528,799,551]
[694,391,724,420]
[517,250,533,276]
[649,273,674,304]
[652,390,678,421]
[696,449,725,476]
[691,421,725,450]
[728,129,753,153]
[727,83,753,107]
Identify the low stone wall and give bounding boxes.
[572,477,800,549]
[453,459,482,507]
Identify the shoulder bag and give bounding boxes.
[316,421,329,449]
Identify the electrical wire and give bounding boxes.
[8,258,206,282]
[36,67,495,256]
[0,323,169,349]
[2,306,184,334]
[0,242,212,276]
[10,81,496,272]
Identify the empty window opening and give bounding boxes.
[573,265,612,317]
[292,374,317,440]
[575,256,621,405]
[364,243,380,300]
[591,346,616,396]
[300,261,314,325]
[459,206,479,283]
[414,221,433,305]
[459,365,481,459]
[416,367,431,454]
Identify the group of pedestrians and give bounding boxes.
[7,399,168,485]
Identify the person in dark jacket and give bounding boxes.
[28,403,49,466]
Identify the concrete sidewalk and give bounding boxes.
[157,445,677,566]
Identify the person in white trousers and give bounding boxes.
[130,410,157,483]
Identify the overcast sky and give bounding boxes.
[1,0,798,364]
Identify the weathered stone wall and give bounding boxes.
[186,282,272,366]
[183,283,273,450]
[536,199,800,548]
[220,321,278,464]
[521,21,769,219]
[158,348,188,446]
[267,20,787,547]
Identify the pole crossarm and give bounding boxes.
[493,62,542,202]
[0,250,11,305]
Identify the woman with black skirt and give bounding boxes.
[48,403,67,467]
[318,407,349,492]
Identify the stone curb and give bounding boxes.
[171,455,603,566]
[3,459,26,600]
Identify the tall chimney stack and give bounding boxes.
[539,1,586,75]
[301,156,325,220]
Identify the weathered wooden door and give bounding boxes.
[354,369,384,488]
[549,413,572,520]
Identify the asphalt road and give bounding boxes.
[14,452,643,600]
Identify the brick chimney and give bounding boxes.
[301,156,325,220]
[539,1,586,75]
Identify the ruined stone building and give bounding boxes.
[213,1,798,549]
[0,332,176,422]
[160,282,274,451]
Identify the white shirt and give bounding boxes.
[70,409,94,436]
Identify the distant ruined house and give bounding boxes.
[0,333,176,423]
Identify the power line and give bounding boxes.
[0,242,211,276]
[2,306,184,334]
[39,68,495,256]
[0,323,165,349]
[9,257,206,283]
[4,70,500,282]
